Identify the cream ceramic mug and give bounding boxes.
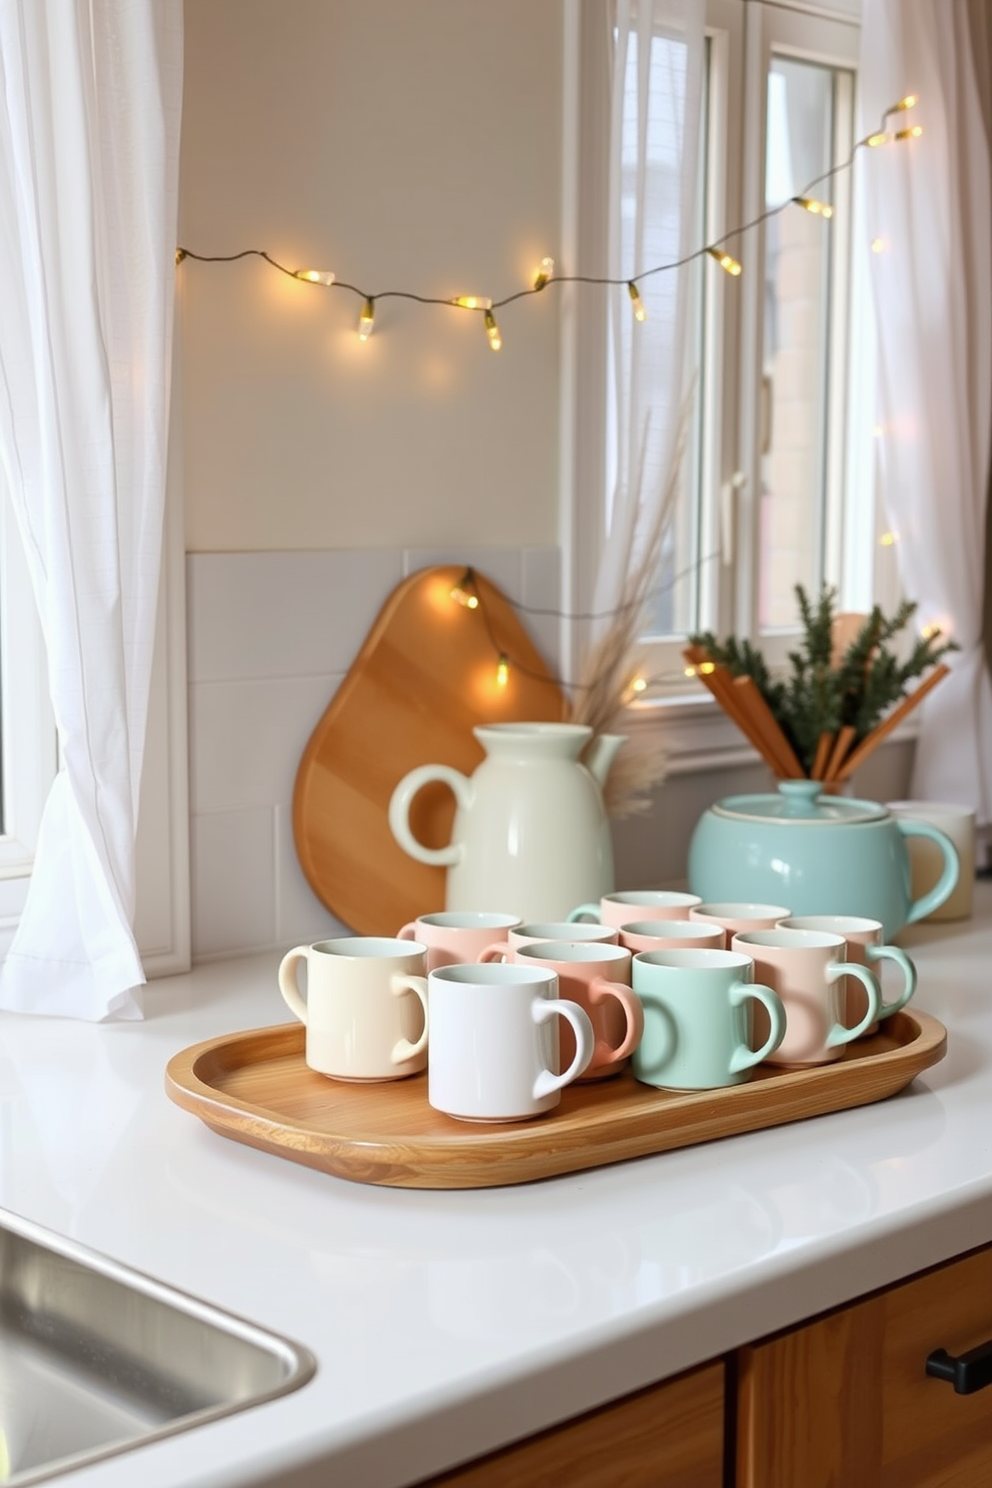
[780,915,917,1032]
[426,962,594,1122]
[568,890,702,928]
[478,921,619,962]
[515,942,643,1081]
[732,928,882,1066]
[278,937,429,1081]
[397,911,522,971]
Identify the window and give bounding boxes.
[565,0,882,700]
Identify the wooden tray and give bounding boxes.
[165,1010,946,1190]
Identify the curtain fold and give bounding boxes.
[859,0,992,828]
[0,0,183,1019]
[592,0,705,636]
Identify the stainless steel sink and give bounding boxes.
[0,1208,316,1485]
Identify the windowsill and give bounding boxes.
[620,688,921,776]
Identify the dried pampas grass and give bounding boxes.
[570,396,693,817]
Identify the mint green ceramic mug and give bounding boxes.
[631,948,786,1090]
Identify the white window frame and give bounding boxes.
[561,0,875,758]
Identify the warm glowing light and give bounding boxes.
[484,309,502,351]
[627,281,647,321]
[921,622,939,638]
[871,237,887,254]
[793,196,834,219]
[453,295,493,310]
[358,298,375,341]
[450,569,480,608]
[879,531,898,547]
[895,124,924,141]
[295,268,336,285]
[893,94,919,112]
[699,661,716,675]
[707,248,742,276]
[630,676,647,694]
[175,248,187,265]
[496,654,510,687]
[684,665,697,678]
[866,131,890,148]
[533,257,555,290]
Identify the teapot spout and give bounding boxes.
[584,732,626,789]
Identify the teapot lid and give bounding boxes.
[712,779,887,825]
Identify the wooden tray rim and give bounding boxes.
[165,1010,947,1189]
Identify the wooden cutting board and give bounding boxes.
[292,565,567,935]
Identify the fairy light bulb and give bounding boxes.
[866,131,890,148]
[707,248,742,276]
[627,282,647,321]
[879,531,898,547]
[871,237,887,254]
[358,297,375,341]
[630,676,647,694]
[484,309,502,351]
[175,248,187,265]
[684,665,697,678]
[294,268,336,285]
[450,569,480,608]
[895,124,924,141]
[496,653,510,687]
[892,94,919,112]
[533,257,555,290]
[453,295,493,310]
[793,196,834,219]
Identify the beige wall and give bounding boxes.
[179,0,563,553]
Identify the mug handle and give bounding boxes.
[389,975,429,1064]
[866,943,918,1018]
[587,977,645,1069]
[567,903,599,923]
[897,820,959,924]
[397,922,418,940]
[388,765,471,867]
[278,947,310,1025]
[477,942,511,963]
[728,982,786,1072]
[825,962,881,1046]
[531,999,594,1099]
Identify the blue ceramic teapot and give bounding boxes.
[687,780,959,939]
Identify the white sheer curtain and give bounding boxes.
[592,0,705,634]
[859,0,992,827]
[0,0,183,1020]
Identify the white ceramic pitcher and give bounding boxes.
[388,723,624,921]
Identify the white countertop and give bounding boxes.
[5,885,992,1488]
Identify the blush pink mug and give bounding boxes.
[397,911,522,971]
[514,942,643,1081]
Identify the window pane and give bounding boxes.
[759,56,848,631]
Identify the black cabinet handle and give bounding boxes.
[925,1341,992,1394]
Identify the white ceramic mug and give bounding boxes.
[477,921,619,962]
[568,890,702,928]
[278,937,429,1081]
[886,801,975,921]
[732,928,882,1066]
[780,915,917,1030]
[426,962,594,1122]
[396,911,522,971]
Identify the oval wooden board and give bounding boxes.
[165,1010,946,1190]
[292,565,566,936]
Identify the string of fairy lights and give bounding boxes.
[175,96,921,351]
[177,94,922,694]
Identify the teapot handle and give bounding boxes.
[897,820,960,924]
[388,764,472,867]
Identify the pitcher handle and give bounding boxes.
[897,820,960,924]
[388,764,472,867]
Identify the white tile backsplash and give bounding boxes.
[188,546,561,959]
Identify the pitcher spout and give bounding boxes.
[583,732,626,789]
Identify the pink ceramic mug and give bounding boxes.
[780,914,917,1035]
[515,942,643,1081]
[568,890,702,929]
[619,919,725,954]
[397,911,522,971]
[478,921,619,962]
[689,902,792,948]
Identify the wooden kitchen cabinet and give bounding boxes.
[737,1241,992,1488]
[421,1360,725,1488]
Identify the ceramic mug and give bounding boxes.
[397,911,522,971]
[886,801,974,921]
[478,921,619,962]
[780,915,917,1032]
[568,890,702,928]
[732,928,882,1066]
[278,937,429,1081]
[631,949,786,1090]
[689,903,792,947]
[426,962,594,1122]
[515,942,643,1081]
[618,919,725,954]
